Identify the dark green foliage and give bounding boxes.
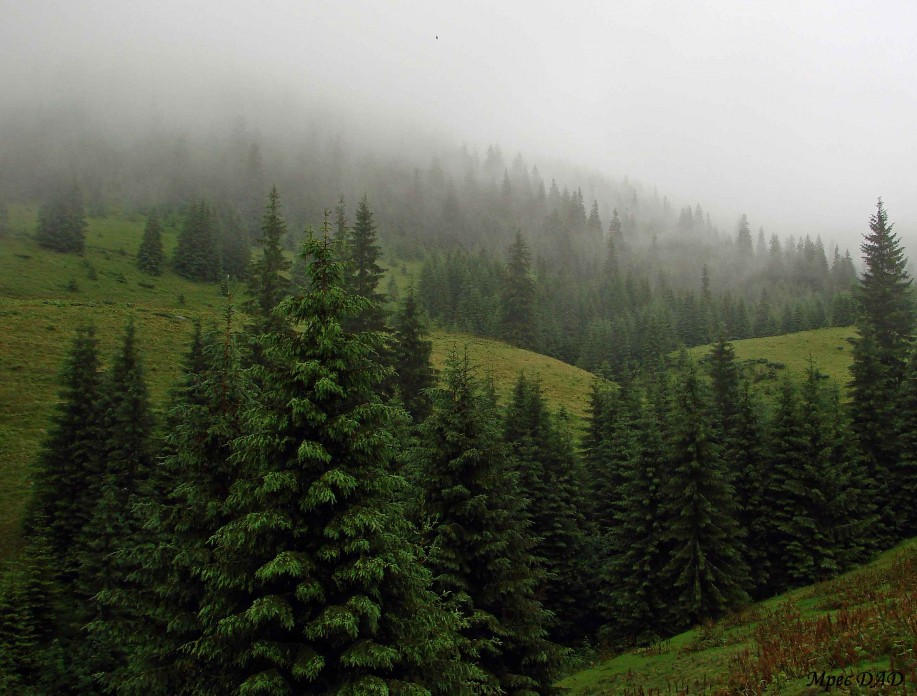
[0,536,62,693]
[602,383,668,646]
[705,338,772,592]
[24,325,104,572]
[731,383,772,597]
[136,211,164,275]
[245,186,291,332]
[105,316,246,695]
[584,380,638,539]
[392,287,435,421]
[418,353,562,695]
[707,337,740,441]
[504,373,589,643]
[173,201,219,281]
[80,321,156,676]
[850,199,914,542]
[765,369,878,592]
[36,184,87,253]
[190,234,475,695]
[896,349,917,537]
[500,232,536,348]
[659,362,749,626]
[819,384,879,565]
[345,196,387,332]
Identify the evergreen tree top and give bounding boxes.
[859,199,913,333]
[245,186,291,329]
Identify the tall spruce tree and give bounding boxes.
[820,384,879,563]
[731,383,771,597]
[346,196,386,332]
[245,186,291,334]
[136,211,165,275]
[766,367,876,590]
[103,314,247,696]
[80,321,155,680]
[188,232,475,695]
[850,199,914,541]
[602,383,667,646]
[659,362,749,626]
[418,352,562,695]
[504,373,588,643]
[705,338,771,595]
[500,232,536,348]
[762,378,809,593]
[24,325,104,572]
[173,201,219,281]
[392,287,435,421]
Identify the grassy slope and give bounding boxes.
[560,538,917,695]
[0,207,596,560]
[429,331,594,424]
[688,327,858,400]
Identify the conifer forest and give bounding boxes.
[1,3,916,695]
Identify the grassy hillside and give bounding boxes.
[560,538,917,695]
[689,327,858,399]
[0,207,597,561]
[429,331,595,424]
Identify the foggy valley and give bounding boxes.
[1,2,915,695]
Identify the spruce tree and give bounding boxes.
[586,380,638,540]
[392,287,435,421]
[0,535,63,694]
[762,378,809,593]
[104,315,247,696]
[346,196,386,332]
[602,385,667,646]
[705,338,772,594]
[580,378,614,544]
[821,384,879,563]
[731,383,771,598]
[736,214,753,259]
[417,352,562,695]
[189,232,475,695]
[36,184,87,253]
[24,325,104,572]
[504,373,588,643]
[136,211,165,275]
[850,199,914,541]
[766,367,876,589]
[173,201,219,281]
[80,321,155,679]
[659,362,749,626]
[707,337,740,446]
[500,232,536,348]
[245,186,291,333]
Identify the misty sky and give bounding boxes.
[3,0,917,253]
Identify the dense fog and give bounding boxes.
[2,0,916,253]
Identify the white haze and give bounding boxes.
[2,0,917,255]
